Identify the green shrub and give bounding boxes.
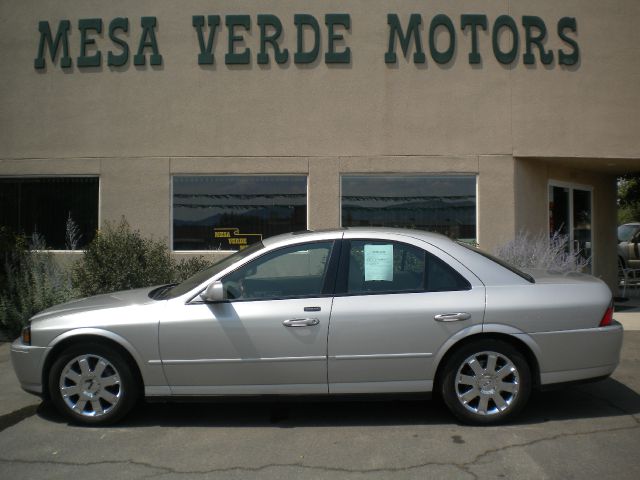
[71,218,213,296]
[0,233,75,338]
[0,219,214,338]
[0,226,26,290]
[72,218,175,296]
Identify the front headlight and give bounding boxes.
[21,324,31,345]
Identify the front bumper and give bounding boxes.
[10,339,49,395]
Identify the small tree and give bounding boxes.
[65,213,82,250]
[618,174,640,224]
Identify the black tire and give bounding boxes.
[48,343,139,425]
[440,339,531,425]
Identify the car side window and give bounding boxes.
[346,240,470,295]
[347,240,425,294]
[222,241,333,300]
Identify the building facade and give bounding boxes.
[1,0,640,290]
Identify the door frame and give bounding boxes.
[548,180,595,269]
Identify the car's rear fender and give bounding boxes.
[431,323,543,391]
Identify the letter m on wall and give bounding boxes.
[385,14,425,64]
[34,20,72,69]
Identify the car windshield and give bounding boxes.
[154,242,265,300]
[457,242,535,284]
[618,224,638,242]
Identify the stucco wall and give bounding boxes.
[0,0,639,160]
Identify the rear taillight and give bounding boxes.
[599,301,614,327]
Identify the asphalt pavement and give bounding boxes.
[0,310,639,479]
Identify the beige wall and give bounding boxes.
[0,0,639,160]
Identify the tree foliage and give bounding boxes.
[618,174,640,224]
[72,218,212,297]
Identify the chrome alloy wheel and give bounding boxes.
[58,354,122,418]
[454,350,520,416]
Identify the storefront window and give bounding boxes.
[341,175,476,242]
[173,176,307,251]
[0,177,99,249]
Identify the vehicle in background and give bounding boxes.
[618,223,640,269]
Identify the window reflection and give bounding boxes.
[341,175,476,242]
[173,176,307,251]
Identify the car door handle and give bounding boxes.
[434,312,471,322]
[282,318,320,327]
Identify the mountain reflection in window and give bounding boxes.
[173,176,307,251]
[341,175,476,242]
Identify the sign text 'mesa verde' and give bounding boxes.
[34,13,579,70]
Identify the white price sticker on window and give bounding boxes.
[364,244,393,281]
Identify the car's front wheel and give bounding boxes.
[48,343,139,425]
[440,340,531,425]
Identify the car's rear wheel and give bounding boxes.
[48,343,139,425]
[440,340,531,425]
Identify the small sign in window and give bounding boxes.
[364,244,393,281]
[214,228,262,250]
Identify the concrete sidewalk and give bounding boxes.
[615,295,640,330]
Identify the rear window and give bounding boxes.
[618,224,639,242]
[457,242,535,284]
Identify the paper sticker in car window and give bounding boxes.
[364,244,393,281]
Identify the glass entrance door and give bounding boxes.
[549,184,592,272]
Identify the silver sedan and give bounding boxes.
[10,228,623,425]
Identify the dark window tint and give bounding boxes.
[173,176,307,251]
[341,175,476,242]
[425,254,471,292]
[0,177,99,249]
[346,240,470,295]
[222,241,333,300]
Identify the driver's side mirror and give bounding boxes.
[200,281,226,303]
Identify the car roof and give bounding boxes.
[261,227,454,248]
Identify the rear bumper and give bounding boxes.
[529,321,623,386]
[10,339,48,395]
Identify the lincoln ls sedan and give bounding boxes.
[11,228,623,425]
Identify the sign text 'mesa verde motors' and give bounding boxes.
[34,12,579,70]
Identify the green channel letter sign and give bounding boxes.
[34,13,579,70]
